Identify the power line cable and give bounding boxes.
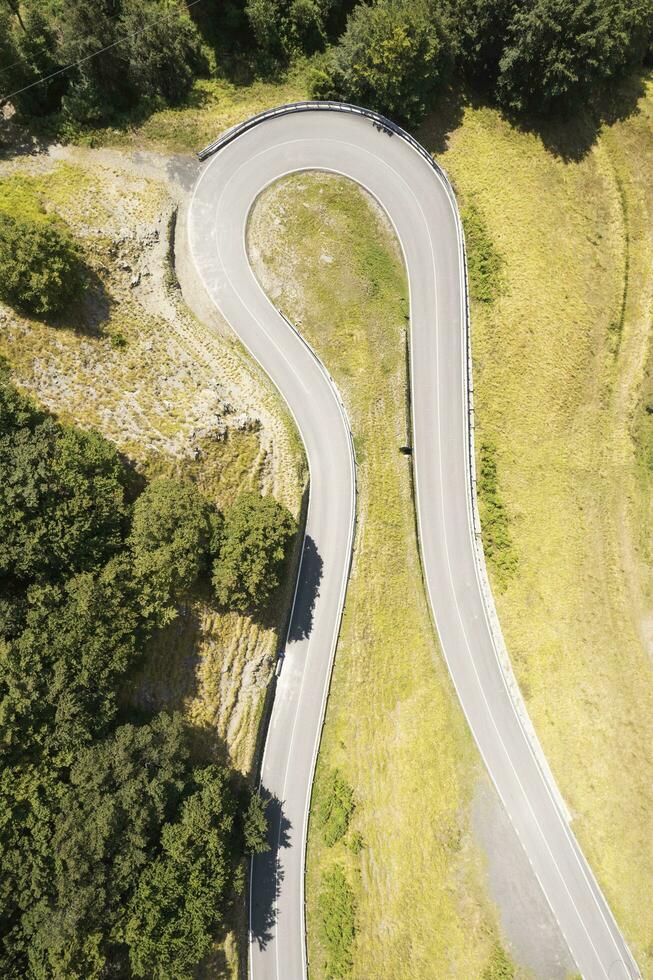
[0,4,128,77]
[0,0,203,103]
[0,55,34,78]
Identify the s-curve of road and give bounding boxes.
[188,104,638,980]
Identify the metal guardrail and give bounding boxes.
[198,101,459,214]
[198,99,572,826]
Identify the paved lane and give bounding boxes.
[188,105,638,980]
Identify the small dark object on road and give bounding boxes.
[399,445,412,455]
[372,120,395,138]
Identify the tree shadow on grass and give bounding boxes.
[416,70,648,166]
[27,263,115,339]
[499,70,648,163]
[0,112,49,160]
[122,602,205,714]
[416,83,467,156]
[70,266,115,336]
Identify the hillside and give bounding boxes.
[1,16,652,972]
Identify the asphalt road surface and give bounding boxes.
[188,105,639,980]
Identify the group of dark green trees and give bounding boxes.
[0,368,296,977]
[1,0,652,130]
[312,0,653,123]
[0,0,206,123]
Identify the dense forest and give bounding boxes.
[0,0,652,131]
[0,367,295,977]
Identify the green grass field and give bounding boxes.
[429,75,653,974]
[248,174,513,979]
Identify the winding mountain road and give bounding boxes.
[187,104,638,980]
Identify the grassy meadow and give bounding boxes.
[246,73,653,976]
[429,75,653,973]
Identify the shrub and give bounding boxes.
[317,864,356,978]
[462,201,504,304]
[477,441,517,586]
[312,0,454,127]
[483,942,515,979]
[212,492,296,613]
[634,332,653,469]
[315,768,356,846]
[0,211,82,315]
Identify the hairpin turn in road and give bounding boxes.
[188,104,639,980]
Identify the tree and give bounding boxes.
[312,0,454,126]
[0,9,18,86]
[243,791,269,853]
[0,763,63,978]
[0,374,128,585]
[246,0,336,61]
[0,557,142,761]
[0,374,264,974]
[0,210,82,315]
[24,715,188,978]
[1,1,25,30]
[119,0,206,105]
[0,372,142,760]
[212,492,296,613]
[451,0,517,88]
[129,477,218,627]
[0,736,264,977]
[126,766,243,979]
[497,0,653,114]
[0,716,190,978]
[8,6,66,117]
[57,0,135,124]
